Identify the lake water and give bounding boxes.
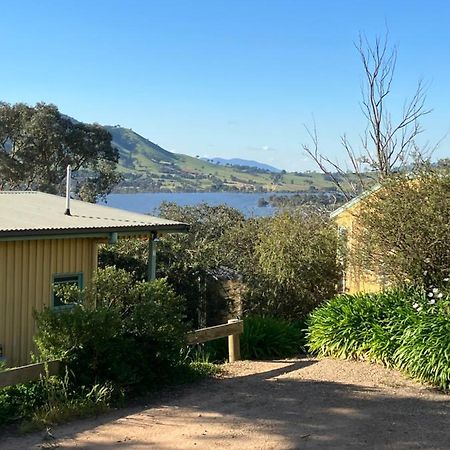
[102,192,285,217]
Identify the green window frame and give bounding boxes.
[52,272,83,308]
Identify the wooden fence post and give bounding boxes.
[185,319,243,361]
[228,319,241,362]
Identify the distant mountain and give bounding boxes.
[99,125,346,193]
[201,157,282,173]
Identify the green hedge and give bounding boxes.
[204,316,306,362]
[307,287,450,389]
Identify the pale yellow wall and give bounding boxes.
[0,238,98,366]
[334,207,382,294]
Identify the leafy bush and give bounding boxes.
[205,316,305,362]
[394,309,450,389]
[354,168,450,288]
[99,203,340,325]
[99,239,148,280]
[24,377,112,431]
[0,381,48,425]
[307,287,450,389]
[307,290,416,363]
[241,316,305,359]
[99,203,246,327]
[34,269,188,392]
[0,372,112,428]
[251,209,340,319]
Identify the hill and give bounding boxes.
[105,125,345,193]
[201,157,281,173]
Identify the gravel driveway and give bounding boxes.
[3,358,450,449]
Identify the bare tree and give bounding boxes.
[303,33,432,198]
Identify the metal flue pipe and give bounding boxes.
[64,165,71,216]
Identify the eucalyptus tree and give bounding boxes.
[0,102,120,201]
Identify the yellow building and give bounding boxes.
[330,185,385,294]
[0,191,188,366]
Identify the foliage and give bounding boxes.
[240,316,305,359]
[172,360,222,384]
[34,268,188,391]
[102,203,247,327]
[307,289,417,363]
[249,209,340,319]
[0,381,48,425]
[100,204,340,323]
[158,202,245,270]
[0,102,120,201]
[99,238,149,280]
[393,308,450,390]
[204,316,306,362]
[22,374,112,431]
[0,370,112,428]
[158,203,245,327]
[307,287,450,389]
[354,168,450,288]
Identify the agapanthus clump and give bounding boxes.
[412,276,450,315]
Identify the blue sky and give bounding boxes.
[0,0,449,171]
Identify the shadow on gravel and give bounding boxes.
[3,359,450,449]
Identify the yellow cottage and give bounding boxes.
[330,184,385,294]
[0,191,188,366]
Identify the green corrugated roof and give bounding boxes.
[0,191,188,238]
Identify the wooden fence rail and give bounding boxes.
[1,320,244,388]
[0,360,61,388]
[187,319,243,362]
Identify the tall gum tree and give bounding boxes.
[0,102,121,201]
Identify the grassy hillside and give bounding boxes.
[106,125,347,193]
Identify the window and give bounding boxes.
[52,273,83,308]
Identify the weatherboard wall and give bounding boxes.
[333,206,383,294]
[0,238,98,366]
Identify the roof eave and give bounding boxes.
[330,183,382,219]
[0,223,189,241]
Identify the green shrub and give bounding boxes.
[34,269,188,392]
[100,204,341,325]
[170,361,222,384]
[204,316,305,362]
[241,316,305,359]
[394,310,450,390]
[23,377,113,431]
[307,287,450,389]
[0,382,47,425]
[98,204,247,328]
[0,373,113,428]
[354,169,450,288]
[34,306,128,387]
[307,289,419,363]
[253,209,341,320]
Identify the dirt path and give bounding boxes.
[3,358,450,449]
